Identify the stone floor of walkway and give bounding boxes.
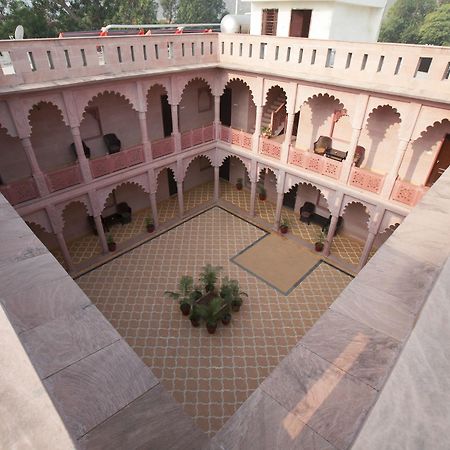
[76,207,353,436]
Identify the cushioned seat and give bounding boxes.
[300,201,315,224]
[103,133,121,154]
[313,136,332,155]
[70,141,91,160]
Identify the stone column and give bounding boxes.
[70,126,92,182]
[323,215,339,256]
[213,95,221,138]
[177,181,184,217]
[381,138,410,199]
[340,127,362,184]
[249,180,257,216]
[138,111,152,162]
[252,104,263,153]
[20,137,49,196]
[149,191,159,229]
[171,104,181,153]
[213,166,220,202]
[357,231,377,271]
[281,111,295,164]
[94,214,109,254]
[274,191,284,231]
[55,231,74,272]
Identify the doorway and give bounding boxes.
[220,88,232,127]
[289,10,312,38]
[426,134,450,187]
[262,9,278,36]
[219,158,230,181]
[283,185,298,209]
[168,169,178,195]
[161,95,173,138]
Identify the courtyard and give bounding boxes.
[76,207,353,436]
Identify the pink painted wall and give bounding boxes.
[62,201,92,243]
[80,93,141,158]
[0,127,31,183]
[341,203,370,242]
[230,81,256,133]
[103,183,150,216]
[30,103,74,172]
[294,184,330,217]
[27,222,58,250]
[146,84,166,141]
[228,156,250,187]
[179,80,214,132]
[184,156,214,191]
[359,105,401,174]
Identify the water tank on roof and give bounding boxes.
[220,14,250,34]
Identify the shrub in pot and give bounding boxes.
[258,186,267,201]
[315,230,326,252]
[221,312,232,325]
[261,126,272,138]
[189,305,201,327]
[145,217,155,233]
[164,275,194,316]
[107,234,116,252]
[199,264,222,293]
[236,178,243,190]
[199,297,224,334]
[280,218,289,234]
[222,277,247,312]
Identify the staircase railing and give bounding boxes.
[270,101,287,135]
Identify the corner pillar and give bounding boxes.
[252,104,263,153]
[138,111,152,162]
[177,181,184,217]
[71,126,92,182]
[171,103,181,153]
[213,166,220,202]
[20,137,49,196]
[149,191,159,229]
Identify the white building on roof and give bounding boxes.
[244,0,389,42]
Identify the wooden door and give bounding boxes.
[262,9,278,36]
[427,134,450,187]
[161,94,173,137]
[220,88,232,127]
[289,10,312,38]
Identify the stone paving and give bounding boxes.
[76,207,353,437]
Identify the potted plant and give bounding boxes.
[315,230,326,252]
[236,178,243,190]
[280,218,289,234]
[258,185,267,201]
[199,297,224,334]
[189,305,201,327]
[227,278,247,312]
[164,275,194,316]
[145,217,155,233]
[261,126,272,138]
[106,234,116,252]
[219,278,233,325]
[199,264,222,293]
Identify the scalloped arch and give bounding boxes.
[365,104,402,130]
[380,222,400,235]
[219,77,256,105]
[413,118,450,143]
[182,154,214,181]
[303,93,345,111]
[79,90,137,121]
[155,165,177,192]
[28,101,69,133]
[340,199,374,224]
[0,122,17,139]
[217,153,251,177]
[99,180,150,212]
[145,81,170,98]
[179,77,213,102]
[257,165,279,185]
[59,199,92,230]
[283,178,331,207]
[26,219,53,234]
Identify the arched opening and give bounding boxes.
[360,105,401,173]
[219,155,251,211]
[0,125,30,185]
[375,223,400,249]
[26,221,62,264]
[80,92,140,159]
[262,86,287,141]
[62,201,101,265]
[29,102,73,172]
[296,94,344,151]
[179,78,213,133]
[332,202,370,267]
[402,119,450,186]
[146,84,172,141]
[183,156,214,213]
[101,182,151,244]
[156,168,179,225]
[255,167,277,223]
[220,79,256,132]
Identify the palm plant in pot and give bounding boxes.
[199,264,222,293]
[315,230,326,252]
[199,297,225,334]
[189,304,202,327]
[219,277,234,325]
[145,217,155,233]
[227,278,247,312]
[280,218,289,234]
[258,185,267,201]
[106,234,116,252]
[236,177,243,190]
[164,275,194,316]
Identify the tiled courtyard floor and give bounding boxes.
[76,207,353,436]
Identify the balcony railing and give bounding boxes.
[0,177,39,205]
[260,137,281,159]
[288,146,342,180]
[219,125,253,150]
[152,136,175,159]
[349,166,385,194]
[90,145,144,178]
[45,164,82,192]
[391,179,429,207]
[181,124,215,150]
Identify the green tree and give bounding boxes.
[176,0,226,23]
[113,0,158,25]
[379,0,438,44]
[419,3,450,46]
[160,0,178,23]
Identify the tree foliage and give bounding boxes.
[176,0,226,23]
[379,0,438,44]
[419,3,450,46]
[0,0,158,39]
[160,0,178,23]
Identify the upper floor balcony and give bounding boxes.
[0,33,449,104]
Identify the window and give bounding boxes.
[262,9,278,36]
[415,57,432,78]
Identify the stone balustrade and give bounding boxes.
[288,146,342,179]
[349,166,386,194]
[45,164,82,192]
[390,179,429,207]
[219,125,253,150]
[259,137,281,159]
[180,124,215,150]
[151,136,175,159]
[89,145,144,178]
[0,177,39,205]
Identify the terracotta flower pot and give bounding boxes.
[231,303,241,312]
[180,303,191,316]
[146,224,155,233]
[236,183,243,191]
[221,313,232,325]
[315,242,324,252]
[259,193,266,201]
[280,225,288,234]
[108,242,116,252]
[206,322,218,334]
[190,317,201,327]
